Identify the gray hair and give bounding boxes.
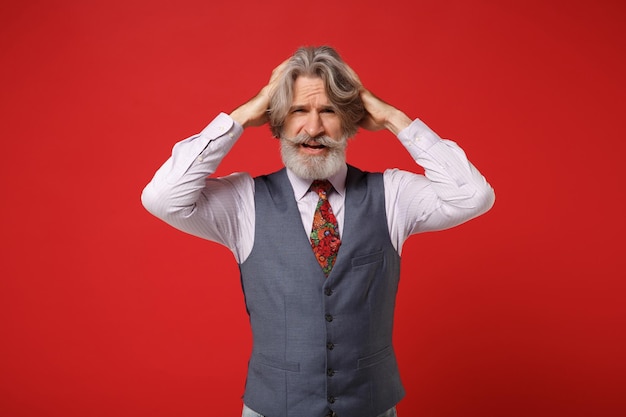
[268,46,365,138]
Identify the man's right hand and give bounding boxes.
[230,59,289,129]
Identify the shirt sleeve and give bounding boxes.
[141,113,255,262]
[384,119,495,254]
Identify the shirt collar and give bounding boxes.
[286,164,348,201]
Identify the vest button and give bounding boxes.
[328,395,336,404]
[324,288,333,296]
[327,368,335,377]
[325,314,333,322]
[326,342,335,350]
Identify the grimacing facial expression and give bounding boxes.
[280,76,348,180]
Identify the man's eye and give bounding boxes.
[321,109,335,114]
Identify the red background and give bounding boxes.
[1,0,625,416]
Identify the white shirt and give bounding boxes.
[142,113,495,263]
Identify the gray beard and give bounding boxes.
[280,134,347,180]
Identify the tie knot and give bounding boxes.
[310,180,332,199]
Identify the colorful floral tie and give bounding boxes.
[309,180,341,276]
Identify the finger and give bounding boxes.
[269,58,290,85]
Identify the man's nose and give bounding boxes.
[304,112,325,137]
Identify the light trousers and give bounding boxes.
[242,404,397,417]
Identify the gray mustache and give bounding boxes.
[284,133,342,149]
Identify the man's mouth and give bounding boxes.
[302,142,326,150]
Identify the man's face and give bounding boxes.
[280,76,347,180]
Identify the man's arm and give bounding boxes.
[141,62,288,260]
[357,87,495,254]
[140,114,255,260]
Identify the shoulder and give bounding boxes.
[253,168,286,181]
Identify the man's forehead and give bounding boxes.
[292,76,331,104]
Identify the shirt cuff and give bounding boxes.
[397,118,442,155]
[199,112,244,141]
[195,113,244,163]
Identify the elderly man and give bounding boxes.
[142,46,495,417]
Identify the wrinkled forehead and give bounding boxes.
[291,76,331,105]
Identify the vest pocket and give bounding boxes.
[351,251,384,267]
[357,345,393,369]
[254,353,301,372]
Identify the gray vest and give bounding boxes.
[239,166,404,417]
